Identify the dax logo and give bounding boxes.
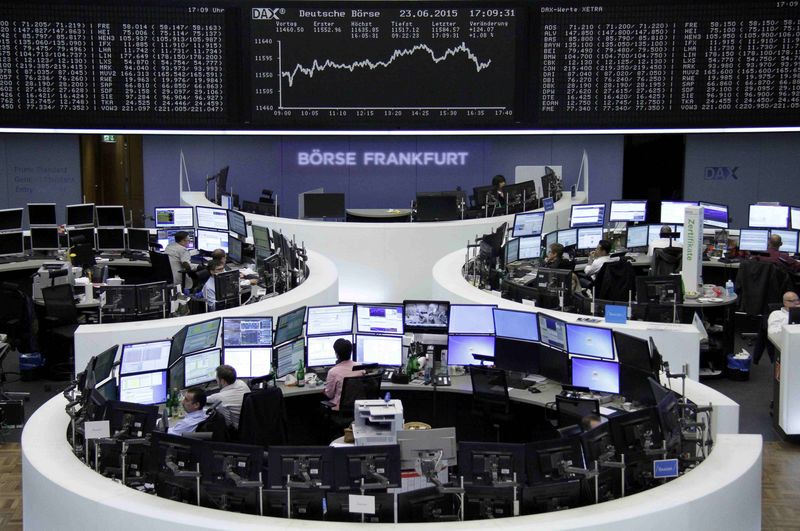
[252,8,284,20]
[704,166,739,181]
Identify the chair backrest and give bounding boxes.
[41,284,79,324]
[595,260,637,302]
[652,248,683,276]
[238,387,288,447]
[339,373,383,416]
[555,395,600,428]
[191,268,211,294]
[149,251,174,284]
[736,260,793,317]
[197,408,229,442]
[0,282,36,351]
[470,366,510,412]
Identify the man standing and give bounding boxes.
[207,365,250,429]
[168,388,207,435]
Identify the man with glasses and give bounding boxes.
[755,291,800,365]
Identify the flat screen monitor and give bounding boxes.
[571,357,620,394]
[127,228,150,251]
[505,238,520,264]
[613,331,652,373]
[67,227,95,248]
[660,201,697,224]
[102,285,137,315]
[648,224,672,243]
[537,345,570,382]
[119,340,172,375]
[618,365,657,406]
[356,334,403,366]
[274,306,306,345]
[227,235,243,263]
[196,229,229,253]
[275,338,306,378]
[749,204,789,229]
[96,228,126,251]
[95,206,125,228]
[154,206,194,228]
[544,231,557,251]
[304,193,346,219]
[557,228,577,247]
[93,345,118,383]
[28,203,57,226]
[182,318,221,355]
[252,224,270,252]
[512,212,545,238]
[699,202,729,229]
[738,229,770,252]
[184,348,221,387]
[0,232,24,256]
[635,275,683,305]
[577,227,604,250]
[537,314,567,351]
[771,229,799,254]
[0,208,23,231]
[448,304,496,335]
[30,227,60,251]
[356,304,403,335]
[119,370,168,405]
[196,206,229,232]
[307,334,352,368]
[157,228,195,250]
[494,337,539,374]
[227,210,248,238]
[570,204,605,228]
[403,300,449,334]
[493,308,539,342]
[792,207,800,231]
[223,347,272,379]
[626,225,648,249]
[446,334,494,366]
[223,317,273,347]
[66,203,95,227]
[565,324,615,360]
[306,304,354,336]
[518,236,540,260]
[609,200,647,223]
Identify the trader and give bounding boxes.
[206,365,250,429]
[584,239,614,279]
[544,242,571,269]
[202,259,226,311]
[211,248,228,268]
[488,174,507,211]
[164,231,195,288]
[168,388,207,435]
[754,235,800,273]
[324,339,365,411]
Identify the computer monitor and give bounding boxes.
[656,391,682,454]
[458,442,526,485]
[304,193,346,219]
[27,203,57,226]
[618,364,657,406]
[95,206,126,228]
[223,347,272,379]
[196,229,229,253]
[227,210,248,238]
[0,208,23,231]
[168,357,185,392]
[274,307,306,346]
[625,225,648,250]
[749,204,789,229]
[493,308,539,342]
[792,207,800,231]
[95,378,119,402]
[565,324,614,360]
[93,345,118,383]
[66,203,95,227]
[659,201,697,224]
[0,232,24,257]
[196,206,229,231]
[119,340,172,375]
[199,439,264,487]
[127,228,150,252]
[518,236,540,260]
[448,304,496,335]
[537,314,567,350]
[494,337,540,374]
[571,357,620,394]
[28,227,59,251]
[223,317,272,347]
[154,206,194,228]
[252,224,271,254]
[446,334,494,366]
[213,270,240,305]
[398,487,457,523]
[635,275,683,304]
[738,228,770,252]
[609,200,647,223]
[526,436,584,483]
[306,304,354,336]
[608,407,663,461]
[102,285,138,315]
[396,427,458,470]
[576,227,604,250]
[96,228,126,251]
[521,480,583,515]
[556,228,577,247]
[307,334,352,368]
[570,204,605,228]
[267,446,335,489]
[537,346,570,382]
[414,194,460,222]
[137,282,166,315]
[356,304,403,335]
[512,212,545,238]
[275,337,305,378]
[355,334,402,366]
[403,300,450,334]
[67,227,95,248]
[699,202,729,229]
[104,400,159,436]
[157,228,195,250]
[184,348,221,387]
[119,369,168,405]
[227,235,243,263]
[505,238,520,265]
[770,229,799,254]
[613,331,652,372]
[172,319,218,359]
[332,445,402,491]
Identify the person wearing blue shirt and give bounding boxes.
[168,388,207,436]
[202,259,226,311]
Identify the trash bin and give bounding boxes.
[726,353,751,381]
[19,352,44,381]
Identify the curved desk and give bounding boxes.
[181,191,586,302]
[72,250,339,372]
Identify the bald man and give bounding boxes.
[754,235,800,272]
[768,291,800,336]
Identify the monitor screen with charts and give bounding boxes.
[154,207,194,228]
[538,314,567,351]
[227,235,243,263]
[223,317,272,347]
[356,304,403,335]
[306,304,354,336]
[182,318,221,355]
[223,347,272,379]
[28,203,57,226]
[512,212,545,238]
[571,358,620,394]
[227,210,248,238]
[570,204,605,228]
[660,201,697,224]
[307,334,352,368]
[609,201,647,223]
[95,206,126,228]
[119,370,168,405]
[120,340,172,375]
[699,202,729,229]
[518,236,540,260]
[505,238,520,264]
[557,229,577,248]
[274,306,306,345]
[446,335,495,366]
[356,334,403,366]
[493,308,539,342]
[577,227,604,250]
[0,208,23,231]
[196,229,229,253]
[275,338,305,378]
[544,231,557,251]
[771,229,799,254]
[739,229,770,252]
[196,206,229,231]
[66,203,95,227]
[448,304,496,335]
[566,324,615,360]
[184,348,221,387]
[626,225,648,249]
[749,204,789,229]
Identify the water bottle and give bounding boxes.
[725,279,734,297]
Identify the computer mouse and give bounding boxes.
[527,387,541,394]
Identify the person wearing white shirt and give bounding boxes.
[584,239,614,279]
[768,291,800,336]
[168,388,207,435]
[648,225,683,256]
[164,231,195,288]
[202,259,226,311]
[206,365,250,429]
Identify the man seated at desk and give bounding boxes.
[544,243,571,269]
[206,364,250,429]
[753,235,800,273]
[202,259,226,311]
[324,339,365,411]
[648,225,683,256]
[769,291,800,336]
[164,231,196,288]
[584,239,614,279]
[168,388,207,435]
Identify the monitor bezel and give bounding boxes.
[355,333,403,367]
[27,203,57,227]
[569,203,606,228]
[95,205,126,228]
[608,200,648,223]
[96,227,127,252]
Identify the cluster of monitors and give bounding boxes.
[0,226,154,257]
[152,206,248,259]
[738,228,800,254]
[102,282,167,316]
[567,200,730,229]
[0,203,127,230]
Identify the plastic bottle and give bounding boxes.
[725,279,734,297]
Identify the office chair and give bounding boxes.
[735,261,793,344]
[652,248,683,276]
[41,284,86,380]
[188,266,211,295]
[594,259,637,303]
[0,282,37,354]
[237,387,288,447]
[321,373,383,435]
[469,366,512,442]
[149,251,175,285]
[196,407,230,442]
[555,395,600,429]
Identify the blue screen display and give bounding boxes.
[447,335,495,366]
[571,357,620,394]
[448,305,496,335]
[566,324,615,360]
[493,309,539,342]
[538,315,567,350]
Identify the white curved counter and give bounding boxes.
[73,249,339,372]
[181,191,586,302]
[23,394,761,531]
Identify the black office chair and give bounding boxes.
[149,251,175,285]
[735,260,793,344]
[196,407,230,442]
[238,387,288,448]
[0,282,37,354]
[40,284,85,380]
[189,267,211,295]
[652,248,683,276]
[594,259,637,303]
[470,366,513,442]
[321,373,383,435]
[555,395,600,429]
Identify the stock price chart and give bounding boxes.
[249,5,520,126]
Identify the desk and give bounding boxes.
[768,324,800,436]
[345,208,412,222]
